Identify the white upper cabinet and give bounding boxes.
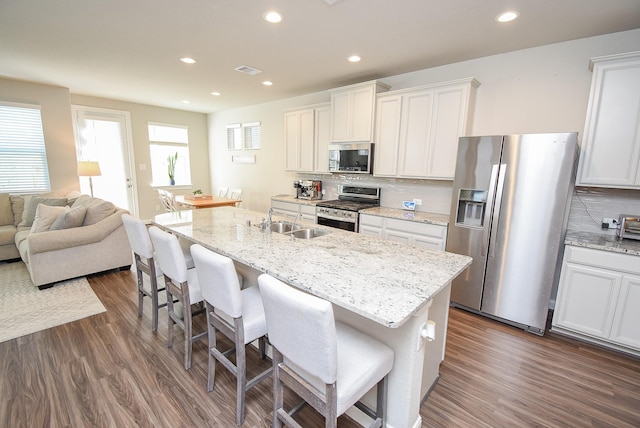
[314,105,331,173]
[374,78,479,180]
[285,103,330,173]
[577,51,640,188]
[330,81,390,142]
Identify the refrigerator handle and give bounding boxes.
[488,164,507,258]
[482,164,500,256]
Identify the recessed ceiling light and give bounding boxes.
[262,81,273,86]
[496,11,519,23]
[263,11,282,23]
[211,91,221,96]
[348,55,361,63]
[181,100,191,104]
[180,57,197,64]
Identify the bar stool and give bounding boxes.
[258,274,394,428]
[148,226,205,370]
[121,214,195,331]
[191,244,271,426]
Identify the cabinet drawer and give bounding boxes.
[565,246,640,275]
[300,204,316,216]
[360,214,384,227]
[386,218,446,239]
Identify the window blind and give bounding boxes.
[243,122,261,150]
[0,103,51,194]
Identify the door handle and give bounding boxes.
[488,164,507,258]
[482,164,499,256]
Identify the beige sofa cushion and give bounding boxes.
[0,193,13,226]
[19,196,68,228]
[10,196,25,226]
[31,204,69,233]
[0,224,16,246]
[50,205,87,230]
[82,200,116,226]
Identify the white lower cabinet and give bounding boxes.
[271,200,316,223]
[359,214,447,250]
[552,245,640,355]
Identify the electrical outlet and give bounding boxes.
[417,321,427,351]
[601,217,618,229]
[413,198,422,206]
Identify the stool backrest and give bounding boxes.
[148,226,188,283]
[122,214,153,259]
[258,274,338,384]
[191,244,243,318]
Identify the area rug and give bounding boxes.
[0,262,106,343]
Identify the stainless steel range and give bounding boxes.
[316,185,380,232]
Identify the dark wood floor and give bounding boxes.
[1,268,639,427]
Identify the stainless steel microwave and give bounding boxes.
[328,143,373,174]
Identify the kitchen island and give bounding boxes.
[153,207,471,428]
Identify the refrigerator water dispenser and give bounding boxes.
[455,189,487,228]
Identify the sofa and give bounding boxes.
[0,191,132,289]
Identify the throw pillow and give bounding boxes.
[0,193,13,226]
[30,204,69,234]
[50,205,87,230]
[18,197,68,228]
[82,199,116,225]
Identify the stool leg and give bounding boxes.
[272,350,284,428]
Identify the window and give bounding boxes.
[243,122,261,149]
[148,122,191,186]
[227,123,241,150]
[0,102,51,194]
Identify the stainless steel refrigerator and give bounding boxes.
[446,133,578,335]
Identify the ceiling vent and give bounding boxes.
[234,65,263,75]
[322,0,343,4]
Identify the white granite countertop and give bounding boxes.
[271,194,321,206]
[565,230,640,256]
[153,207,471,328]
[360,207,450,227]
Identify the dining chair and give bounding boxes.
[148,226,205,370]
[218,187,229,198]
[191,244,271,426]
[229,188,242,200]
[157,189,178,212]
[258,274,394,428]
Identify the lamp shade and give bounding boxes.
[77,161,102,177]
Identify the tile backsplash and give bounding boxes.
[296,173,454,215]
[568,187,640,235]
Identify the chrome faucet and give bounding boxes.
[291,211,302,237]
[266,207,274,226]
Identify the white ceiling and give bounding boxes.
[1,0,639,114]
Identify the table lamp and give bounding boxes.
[77,161,101,197]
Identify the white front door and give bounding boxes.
[72,106,138,216]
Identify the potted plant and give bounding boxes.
[167,152,178,185]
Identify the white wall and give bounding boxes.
[208,29,640,216]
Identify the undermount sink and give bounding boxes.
[285,228,331,239]
[269,221,293,234]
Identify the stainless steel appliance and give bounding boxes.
[316,185,380,232]
[328,143,373,174]
[618,215,640,240]
[446,133,578,335]
[294,180,322,200]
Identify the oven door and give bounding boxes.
[317,215,357,232]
